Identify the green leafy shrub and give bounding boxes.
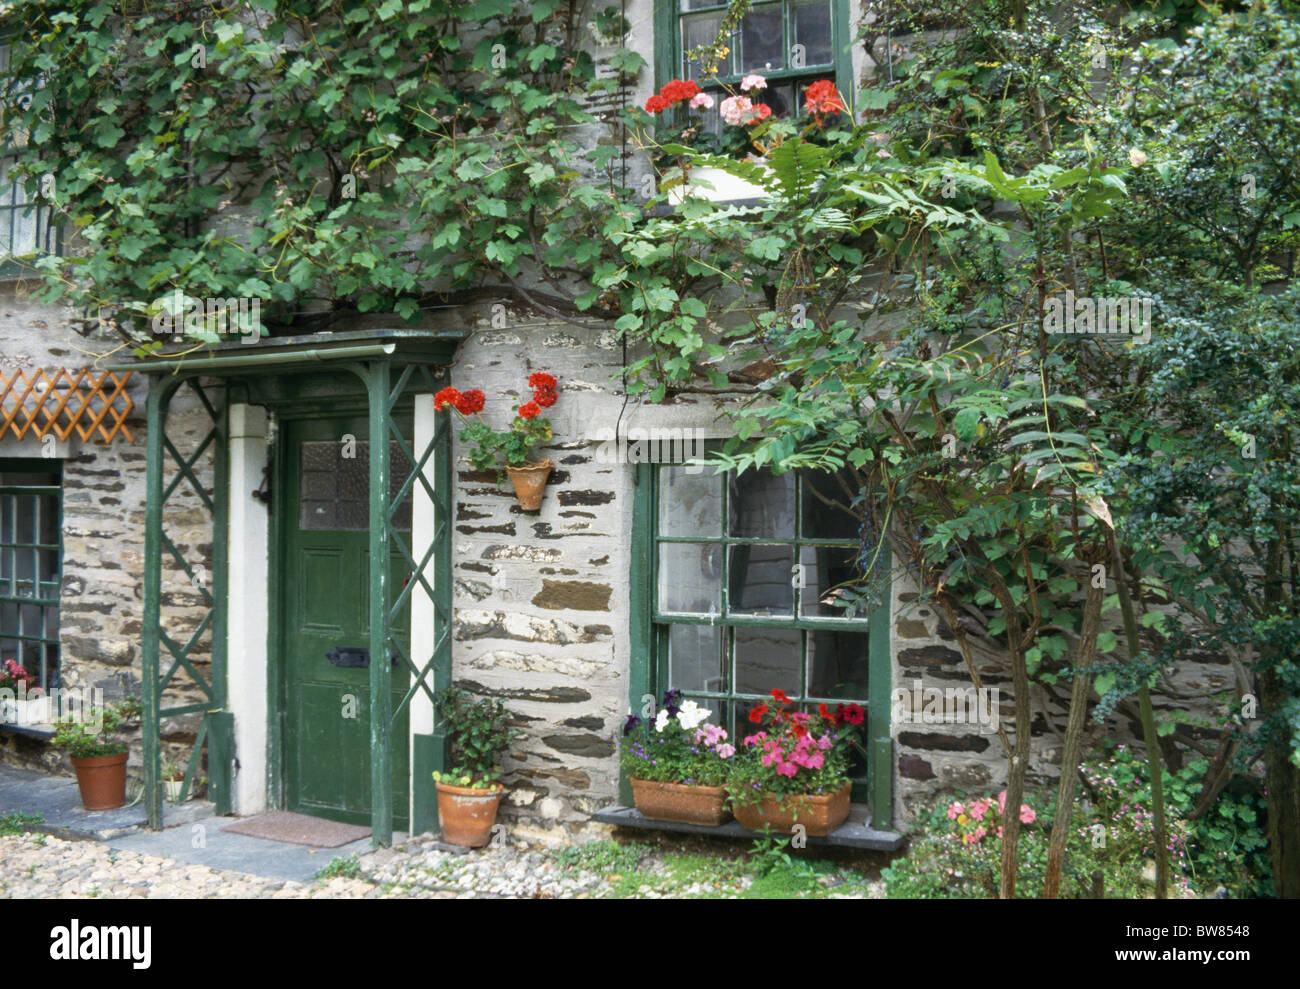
[883,755,1200,899]
[432,688,520,788]
[49,698,141,759]
[1097,742,1272,898]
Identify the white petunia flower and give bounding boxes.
[676,700,711,731]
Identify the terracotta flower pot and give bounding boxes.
[630,778,731,826]
[731,781,852,837]
[70,752,129,811]
[505,459,553,511]
[435,781,505,847]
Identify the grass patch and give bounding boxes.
[0,812,42,836]
[554,839,651,876]
[312,855,362,881]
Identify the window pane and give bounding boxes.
[301,470,335,499]
[658,542,722,614]
[728,469,794,538]
[667,623,724,693]
[807,629,870,699]
[728,543,794,617]
[298,440,411,531]
[799,468,860,540]
[740,4,785,73]
[659,465,721,537]
[734,626,800,696]
[682,12,725,81]
[761,83,794,119]
[791,0,833,67]
[300,501,336,529]
[798,545,863,618]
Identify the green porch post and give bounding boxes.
[142,375,179,830]
[367,361,393,846]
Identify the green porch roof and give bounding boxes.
[104,326,470,376]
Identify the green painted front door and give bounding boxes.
[283,414,413,828]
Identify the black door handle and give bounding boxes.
[325,646,402,668]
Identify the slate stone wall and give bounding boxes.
[0,284,214,779]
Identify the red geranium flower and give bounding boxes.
[792,722,809,739]
[645,94,671,114]
[455,389,485,415]
[745,103,772,125]
[818,702,841,725]
[770,688,791,704]
[518,400,541,420]
[528,372,558,390]
[804,80,844,121]
[533,386,558,408]
[433,386,462,412]
[659,78,701,104]
[748,704,768,723]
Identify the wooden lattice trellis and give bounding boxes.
[0,368,134,444]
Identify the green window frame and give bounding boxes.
[0,40,58,278]
[654,0,856,120]
[629,457,894,828]
[0,459,62,689]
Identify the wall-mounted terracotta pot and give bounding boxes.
[505,459,553,511]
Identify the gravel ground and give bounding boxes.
[0,830,885,899]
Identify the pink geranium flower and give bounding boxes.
[720,95,753,126]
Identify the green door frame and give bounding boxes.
[116,328,464,846]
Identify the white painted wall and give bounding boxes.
[227,403,269,815]
[409,393,437,824]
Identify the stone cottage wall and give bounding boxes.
[887,574,1238,823]
[0,283,215,780]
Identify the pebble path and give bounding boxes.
[0,831,879,898]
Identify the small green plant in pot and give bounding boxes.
[50,697,141,811]
[431,687,521,847]
[161,754,189,803]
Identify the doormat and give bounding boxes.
[220,811,371,848]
